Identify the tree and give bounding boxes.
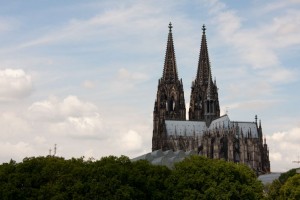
[279,174,300,199]
[279,168,298,184]
[264,179,281,200]
[0,155,265,199]
[166,156,264,200]
[265,167,300,200]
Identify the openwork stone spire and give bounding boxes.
[189,24,220,123]
[163,22,179,82]
[153,22,186,151]
[196,25,210,86]
[206,65,213,100]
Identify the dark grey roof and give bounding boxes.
[165,120,206,136]
[131,149,197,168]
[258,173,281,184]
[165,114,259,138]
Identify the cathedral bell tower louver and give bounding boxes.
[189,25,220,125]
[152,23,186,151]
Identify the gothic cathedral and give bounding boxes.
[152,23,270,173]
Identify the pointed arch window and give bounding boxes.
[169,96,175,111]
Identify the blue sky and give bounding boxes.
[0,0,300,172]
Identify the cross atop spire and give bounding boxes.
[169,22,173,32]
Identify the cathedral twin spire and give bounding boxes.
[162,23,214,90]
[196,25,211,86]
[152,24,270,173]
[152,22,186,150]
[153,22,220,150]
[162,23,179,82]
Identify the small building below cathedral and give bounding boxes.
[151,23,270,174]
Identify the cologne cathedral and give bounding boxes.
[152,23,270,173]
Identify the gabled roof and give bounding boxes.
[165,114,259,138]
[165,120,206,137]
[209,115,231,129]
[235,122,259,138]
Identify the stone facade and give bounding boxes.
[152,23,270,174]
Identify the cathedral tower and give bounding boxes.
[189,25,220,125]
[152,23,186,151]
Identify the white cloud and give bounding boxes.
[0,112,31,138]
[267,127,300,171]
[270,152,282,162]
[29,95,104,138]
[212,10,279,69]
[120,130,143,152]
[0,69,32,101]
[29,95,98,119]
[34,136,47,145]
[268,10,300,48]
[51,114,103,138]
[0,142,34,161]
[207,0,299,86]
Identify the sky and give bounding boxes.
[0,0,299,172]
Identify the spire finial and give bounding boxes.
[259,119,262,128]
[202,24,206,33]
[169,22,173,32]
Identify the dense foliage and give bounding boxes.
[265,168,300,200]
[0,156,170,199]
[0,155,264,199]
[167,156,263,200]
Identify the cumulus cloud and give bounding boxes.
[120,130,143,152]
[267,127,300,171]
[0,142,34,162]
[0,112,31,138]
[0,69,32,101]
[29,95,104,138]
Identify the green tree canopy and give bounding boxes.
[0,155,266,199]
[166,156,264,200]
[279,174,300,199]
[265,167,300,200]
[0,156,170,200]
